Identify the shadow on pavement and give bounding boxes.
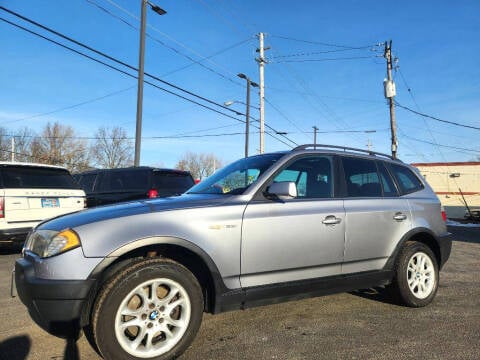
[350,286,400,306]
[0,246,22,255]
[0,335,31,360]
[63,337,80,360]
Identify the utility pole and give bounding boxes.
[313,126,318,148]
[383,40,398,159]
[11,137,15,162]
[256,33,269,154]
[237,74,259,157]
[134,1,166,167]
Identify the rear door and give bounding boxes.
[341,157,412,274]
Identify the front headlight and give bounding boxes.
[24,229,81,258]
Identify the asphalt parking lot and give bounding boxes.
[0,225,479,360]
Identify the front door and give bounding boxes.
[240,155,345,288]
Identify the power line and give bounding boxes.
[2,86,136,125]
[85,0,252,85]
[102,0,246,83]
[1,7,297,149]
[401,134,480,154]
[0,6,242,117]
[395,101,480,131]
[0,15,244,124]
[270,35,375,49]
[270,48,377,59]
[271,56,374,63]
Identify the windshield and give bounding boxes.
[187,153,285,195]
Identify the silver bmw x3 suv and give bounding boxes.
[14,145,452,360]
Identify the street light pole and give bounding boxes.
[134,1,166,167]
[237,73,258,158]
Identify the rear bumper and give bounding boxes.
[0,227,32,245]
[438,232,453,270]
[14,257,96,338]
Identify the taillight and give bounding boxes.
[441,207,447,222]
[148,189,158,198]
[0,197,4,218]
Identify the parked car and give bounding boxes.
[13,145,452,360]
[0,162,85,248]
[75,167,195,207]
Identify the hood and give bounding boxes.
[37,193,232,231]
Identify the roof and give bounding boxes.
[0,161,68,170]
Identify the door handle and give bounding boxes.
[322,215,341,225]
[393,212,407,221]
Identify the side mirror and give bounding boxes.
[267,181,297,199]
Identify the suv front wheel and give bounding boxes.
[92,258,203,360]
[389,241,439,307]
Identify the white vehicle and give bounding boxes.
[0,162,86,247]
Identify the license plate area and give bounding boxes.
[41,198,59,208]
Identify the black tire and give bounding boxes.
[92,258,203,360]
[388,241,439,307]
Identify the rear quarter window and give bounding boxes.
[389,163,424,194]
[0,167,79,189]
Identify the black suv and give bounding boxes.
[75,167,195,207]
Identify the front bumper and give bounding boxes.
[14,257,96,338]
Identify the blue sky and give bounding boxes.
[1,0,479,167]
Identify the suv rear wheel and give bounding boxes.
[389,241,439,307]
[92,258,203,360]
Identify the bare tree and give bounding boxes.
[0,127,36,162]
[90,126,133,168]
[13,127,35,162]
[176,152,223,180]
[30,122,90,173]
[0,127,10,161]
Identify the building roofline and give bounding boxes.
[412,162,480,167]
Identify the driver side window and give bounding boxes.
[272,156,333,199]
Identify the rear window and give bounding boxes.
[0,166,79,189]
[153,171,194,196]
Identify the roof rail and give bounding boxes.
[293,144,398,161]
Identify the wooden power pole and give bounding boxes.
[384,40,398,159]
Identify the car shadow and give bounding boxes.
[0,335,31,360]
[349,286,401,306]
[0,246,22,255]
[63,337,80,360]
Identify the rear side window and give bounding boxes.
[342,157,382,197]
[153,171,194,196]
[389,164,424,194]
[0,167,79,189]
